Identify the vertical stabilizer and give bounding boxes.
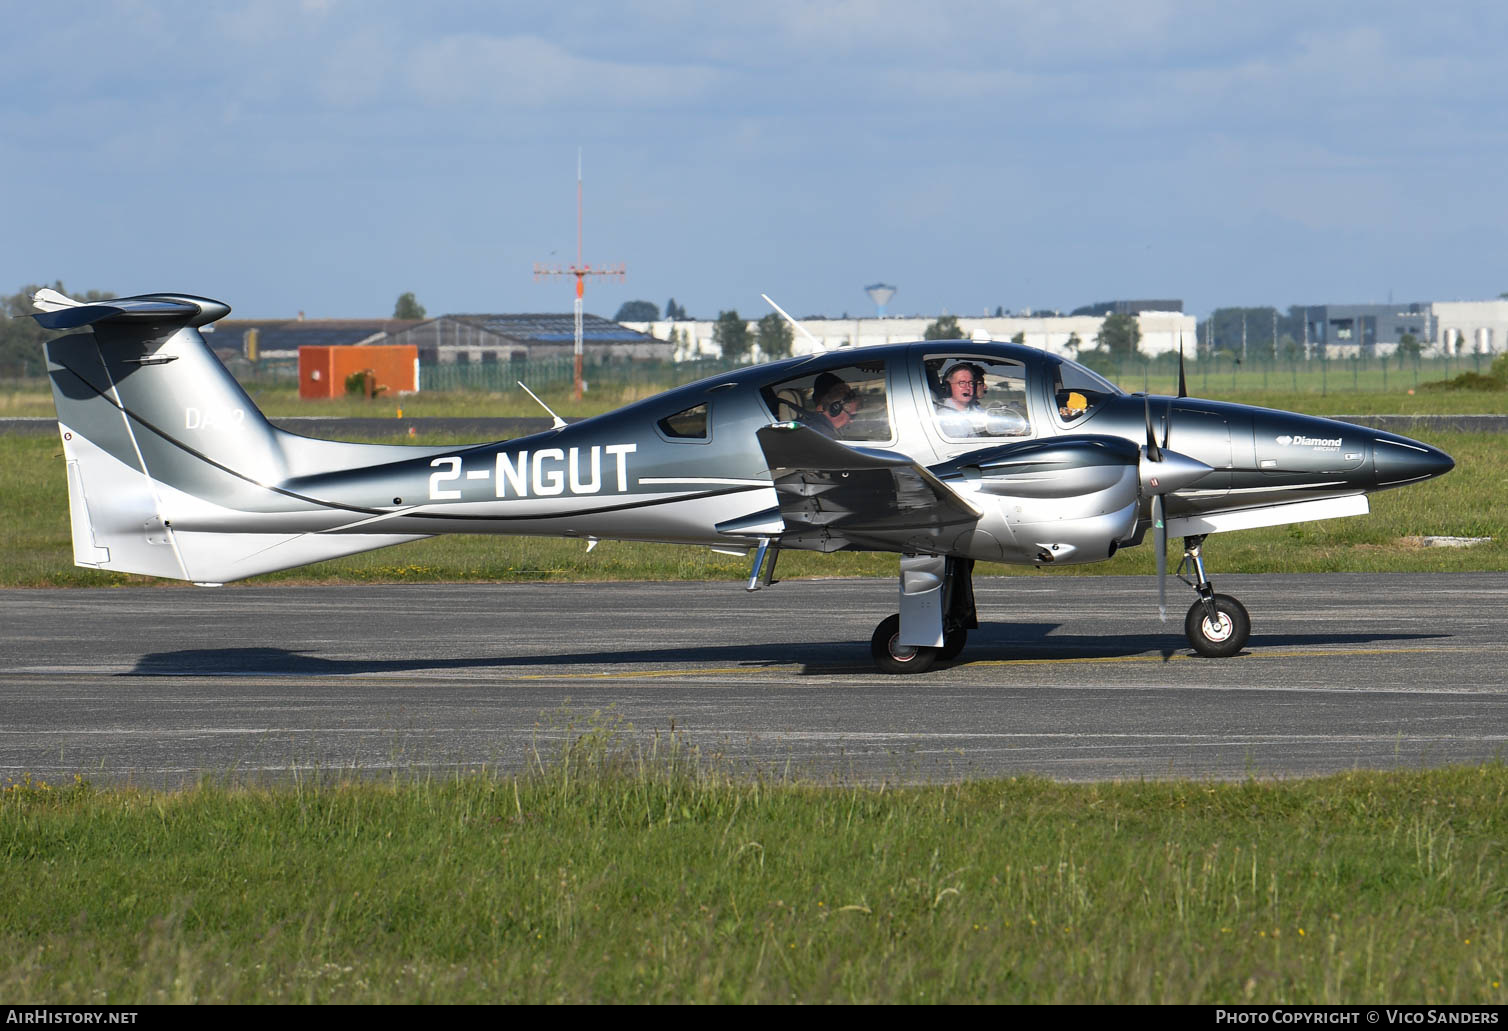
[38,293,431,582]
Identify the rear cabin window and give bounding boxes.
[923,354,1032,440]
[1050,359,1119,426]
[760,360,892,441]
[658,402,710,440]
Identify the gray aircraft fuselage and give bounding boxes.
[38,293,1454,670]
[275,341,1451,567]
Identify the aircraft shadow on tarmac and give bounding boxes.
[127,626,1450,678]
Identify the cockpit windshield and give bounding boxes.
[1050,357,1121,424]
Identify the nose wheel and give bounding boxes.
[1178,535,1251,657]
[1184,593,1250,657]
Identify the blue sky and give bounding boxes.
[2,1,1504,320]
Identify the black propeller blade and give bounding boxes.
[1158,332,1185,619]
[1145,387,1178,622]
[1144,396,1162,463]
[1177,337,1188,399]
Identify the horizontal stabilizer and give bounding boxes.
[32,293,231,335]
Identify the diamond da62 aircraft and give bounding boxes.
[34,290,1454,673]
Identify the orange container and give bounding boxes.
[299,345,419,400]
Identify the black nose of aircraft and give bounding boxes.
[1372,435,1455,487]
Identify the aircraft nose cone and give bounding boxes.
[1372,437,1455,486]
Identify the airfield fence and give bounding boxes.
[204,352,1505,397]
[407,352,1499,398]
[416,356,750,395]
[1074,352,1502,396]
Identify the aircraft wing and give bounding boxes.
[748,423,981,551]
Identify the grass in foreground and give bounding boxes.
[1,748,1505,1004]
[1,429,1502,587]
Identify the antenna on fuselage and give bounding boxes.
[517,380,568,430]
[761,293,826,351]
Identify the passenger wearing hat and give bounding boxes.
[1059,391,1088,421]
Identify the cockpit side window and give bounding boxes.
[1051,358,1119,425]
[923,354,1032,440]
[759,360,892,441]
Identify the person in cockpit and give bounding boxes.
[803,372,861,438]
[934,362,989,437]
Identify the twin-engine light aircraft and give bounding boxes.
[35,291,1454,673]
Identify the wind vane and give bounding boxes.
[533,150,625,401]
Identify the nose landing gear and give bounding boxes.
[1177,535,1250,657]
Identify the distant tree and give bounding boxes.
[1011,331,1027,345]
[664,298,687,320]
[713,310,753,362]
[614,300,659,322]
[1395,332,1423,360]
[755,312,794,360]
[924,315,965,340]
[393,292,426,319]
[1278,334,1303,360]
[1095,313,1142,357]
[0,282,115,376]
[993,305,1004,317]
[1063,331,1082,354]
[1196,306,1302,361]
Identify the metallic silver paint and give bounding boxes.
[39,293,1454,591]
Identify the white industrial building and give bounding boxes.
[1429,300,1508,356]
[626,310,1197,363]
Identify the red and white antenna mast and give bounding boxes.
[533,149,625,401]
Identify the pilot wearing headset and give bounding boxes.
[804,372,861,438]
[934,361,989,437]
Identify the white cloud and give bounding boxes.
[404,34,720,109]
[317,27,395,107]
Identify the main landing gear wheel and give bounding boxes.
[1184,594,1250,658]
[871,614,941,674]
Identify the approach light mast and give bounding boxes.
[533,149,625,401]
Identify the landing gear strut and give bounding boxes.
[1177,535,1250,657]
[870,556,976,674]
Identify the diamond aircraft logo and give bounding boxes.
[1276,433,1343,450]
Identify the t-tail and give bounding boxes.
[36,291,445,584]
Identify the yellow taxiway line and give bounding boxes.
[514,646,1447,681]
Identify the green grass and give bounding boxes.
[1,380,681,421]
[2,748,1505,1004]
[1,428,1501,587]
[5,358,1508,420]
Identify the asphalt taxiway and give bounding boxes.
[1,574,1504,785]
